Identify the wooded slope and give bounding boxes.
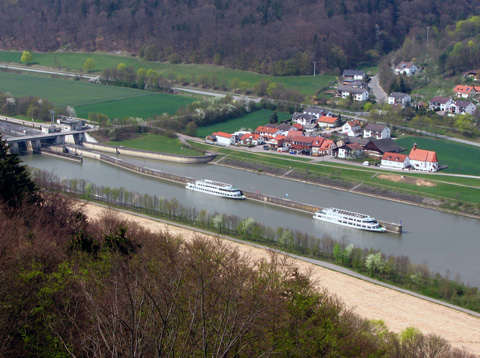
[0,0,478,74]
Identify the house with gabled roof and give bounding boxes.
[266,123,292,136]
[448,100,476,115]
[388,92,411,108]
[337,142,363,159]
[239,133,265,146]
[317,115,340,128]
[336,86,369,101]
[254,125,281,137]
[381,152,410,170]
[453,85,475,98]
[317,138,336,156]
[363,138,404,158]
[429,97,455,112]
[363,123,390,139]
[343,69,365,80]
[395,62,418,76]
[303,106,332,118]
[341,120,362,137]
[342,79,368,88]
[208,132,236,146]
[409,144,438,172]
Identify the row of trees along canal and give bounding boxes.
[2,141,475,356]
[31,168,480,313]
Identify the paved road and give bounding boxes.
[369,73,388,104]
[3,64,480,149]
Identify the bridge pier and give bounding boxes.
[26,139,42,152]
[8,142,19,154]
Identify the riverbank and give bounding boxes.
[212,156,480,220]
[81,202,480,355]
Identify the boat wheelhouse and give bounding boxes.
[186,179,245,199]
[313,208,386,232]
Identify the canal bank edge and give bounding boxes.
[211,156,480,221]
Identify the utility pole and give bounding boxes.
[313,61,317,77]
[426,26,430,48]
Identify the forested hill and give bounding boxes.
[0,0,478,74]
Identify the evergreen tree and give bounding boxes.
[0,139,38,207]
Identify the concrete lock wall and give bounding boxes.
[82,142,216,164]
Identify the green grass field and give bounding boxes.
[75,93,193,119]
[0,71,194,119]
[196,110,292,137]
[107,133,202,156]
[0,51,335,96]
[395,135,480,176]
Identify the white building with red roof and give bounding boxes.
[341,120,362,137]
[209,132,236,146]
[453,85,475,98]
[381,152,410,170]
[395,62,418,76]
[254,126,281,137]
[317,115,340,128]
[409,144,438,172]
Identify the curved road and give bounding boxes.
[369,73,388,104]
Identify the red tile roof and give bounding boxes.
[293,123,303,129]
[255,126,278,134]
[213,132,234,138]
[409,146,437,163]
[382,152,408,162]
[453,85,473,94]
[318,116,338,124]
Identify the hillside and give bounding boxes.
[0,0,478,74]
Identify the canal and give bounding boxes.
[20,152,480,287]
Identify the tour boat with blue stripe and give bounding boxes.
[313,207,386,232]
[186,179,245,199]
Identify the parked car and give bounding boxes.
[263,145,269,150]
[363,161,370,166]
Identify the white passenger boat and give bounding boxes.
[313,207,386,232]
[186,179,245,199]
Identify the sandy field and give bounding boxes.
[378,174,436,187]
[83,203,480,355]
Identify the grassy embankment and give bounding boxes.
[191,140,480,206]
[106,133,202,156]
[0,50,334,97]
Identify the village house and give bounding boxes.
[303,106,332,118]
[448,100,477,115]
[363,123,390,139]
[337,142,363,159]
[336,86,369,101]
[395,61,418,76]
[388,92,411,108]
[317,138,336,156]
[342,79,368,88]
[342,69,365,80]
[362,138,404,158]
[239,133,265,146]
[341,120,362,137]
[380,152,410,170]
[207,132,236,146]
[409,144,438,172]
[292,112,317,126]
[254,125,281,137]
[265,123,292,136]
[266,134,285,149]
[453,85,475,98]
[317,115,340,129]
[429,96,455,112]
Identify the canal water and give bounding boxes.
[20,152,480,287]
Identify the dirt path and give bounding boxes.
[83,203,480,355]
